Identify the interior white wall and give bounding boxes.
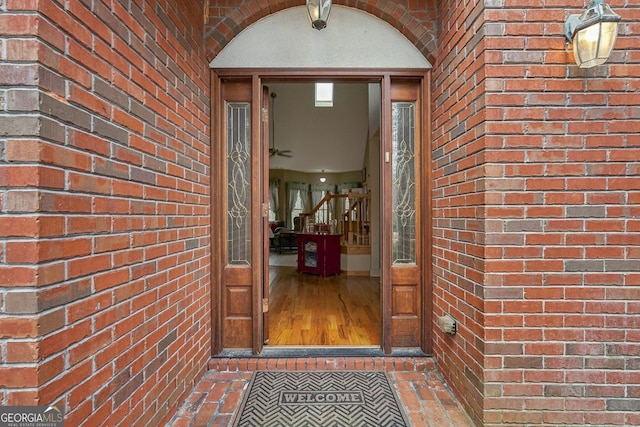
[267,82,369,173]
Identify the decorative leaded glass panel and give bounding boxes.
[392,102,416,264]
[227,102,251,265]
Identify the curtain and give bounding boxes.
[337,182,362,192]
[311,183,336,193]
[269,179,279,220]
[287,182,309,229]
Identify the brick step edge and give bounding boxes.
[208,356,437,373]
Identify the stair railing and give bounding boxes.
[299,191,370,248]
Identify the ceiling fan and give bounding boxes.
[269,146,293,158]
[269,92,293,158]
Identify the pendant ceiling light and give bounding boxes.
[564,0,621,68]
[307,0,332,30]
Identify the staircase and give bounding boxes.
[299,190,372,276]
[299,190,371,249]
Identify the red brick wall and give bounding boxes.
[0,1,211,425]
[433,0,640,425]
[3,0,638,426]
[431,0,487,424]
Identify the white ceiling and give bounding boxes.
[267,82,374,173]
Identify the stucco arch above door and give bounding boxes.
[209,6,431,69]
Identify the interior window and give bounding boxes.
[291,191,304,228]
[314,190,329,223]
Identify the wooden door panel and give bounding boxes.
[391,283,420,346]
[223,267,252,284]
[223,267,253,347]
[225,286,252,316]
[384,78,424,350]
[391,266,420,284]
[392,284,419,314]
[218,78,256,350]
[224,286,252,347]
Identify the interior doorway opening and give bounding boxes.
[265,81,382,348]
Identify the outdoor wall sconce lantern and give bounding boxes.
[307,0,331,30]
[564,0,621,68]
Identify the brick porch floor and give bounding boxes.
[167,356,475,427]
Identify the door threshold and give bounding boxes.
[263,346,384,358]
[215,346,427,358]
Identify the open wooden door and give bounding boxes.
[261,85,270,346]
[381,77,429,353]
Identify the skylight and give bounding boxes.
[315,82,333,107]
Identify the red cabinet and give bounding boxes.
[297,233,341,277]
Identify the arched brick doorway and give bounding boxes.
[203,1,438,65]
[207,4,436,356]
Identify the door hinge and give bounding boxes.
[262,298,269,313]
[261,107,269,122]
[262,203,269,217]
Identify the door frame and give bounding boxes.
[211,69,432,355]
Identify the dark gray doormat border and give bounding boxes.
[233,370,410,427]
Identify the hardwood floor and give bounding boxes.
[267,266,381,346]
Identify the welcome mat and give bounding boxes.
[233,371,410,427]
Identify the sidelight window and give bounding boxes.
[226,102,252,265]
[391,102,417,264]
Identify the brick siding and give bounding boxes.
[2,0,639,426]
[433,0,640,425]
[1,0,210,425]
